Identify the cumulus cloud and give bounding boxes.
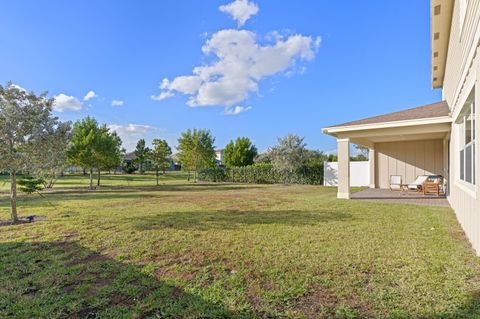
[154,29,320,112]
[83,90,97,101]
[111,100,124,106]
[53,94,83,112]
[219,0,259,27]
[224,105,252,115]
[151,91,174,101]
[108,124,160,151]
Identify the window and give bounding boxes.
[459,91,476,185]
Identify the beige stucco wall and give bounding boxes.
[442,0,480,254]
[375,140,444,189]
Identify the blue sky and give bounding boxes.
[0,0,442,152]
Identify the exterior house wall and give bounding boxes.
[443,0,480,254]
[375,140,444,188]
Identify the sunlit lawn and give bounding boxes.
[0,173,479,318]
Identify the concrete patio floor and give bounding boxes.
[351,188,450,207]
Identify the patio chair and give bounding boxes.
[423,175,444,196]
[389,175,402,191]
[407,175,429,192]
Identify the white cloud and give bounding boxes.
[83,90,97,101]
[219,0,259,27]
[53,94,83,112]
[151,91,174,101]
[224,105,252,115]
[111,100,124,106]
[154,29,320,109]
[108,124,162,151]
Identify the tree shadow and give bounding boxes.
[126,209,352,231]
[440,292,480,319]
[0,241,254,319]
[0,184,265,209]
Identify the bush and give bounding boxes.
[198,162,323,185]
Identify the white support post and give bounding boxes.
[369,148,375,188]
[337,138,350,199]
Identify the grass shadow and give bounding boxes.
[0,240,254,318]
[127,209,352,231]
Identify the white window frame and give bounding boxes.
[459,98,476,186]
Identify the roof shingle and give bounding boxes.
[328,101,450,128]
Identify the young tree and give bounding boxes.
[177,129,216,182]
[94,126,123,186]
[0,83,71,222]
[134,139,150,174]
[270,134,308,183]
[150,139,172,185]
[30,121,71,188]
[224,137,258,168]
[68,117,101,190]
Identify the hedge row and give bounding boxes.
[198,163,323,185]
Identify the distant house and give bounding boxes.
[122,151,152,172]
[215,149,225,166]
[169,154,181,171]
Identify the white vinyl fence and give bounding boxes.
[323,161,370,187]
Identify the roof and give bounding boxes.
[124,151,136,161]
[327,101,450,128]
[431,0,454,88]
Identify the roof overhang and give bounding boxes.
[431,0,454,89]
[323,116,452,148]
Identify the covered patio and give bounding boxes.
[351,188,449,207]
[323,101,452,201]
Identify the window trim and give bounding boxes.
[459,99,476,185]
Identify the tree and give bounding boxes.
[68,117,99,190]
[134,139,150,174]
[270,134,308,183]
[177,129,216,182]
[0,83,71,222]
[254,152,272,164]
[353,144,369,159]
[224,137,258,168]
[94,126,123,186]
[150,139,172,185]
[30,121,71,188]
[68,118,123,188]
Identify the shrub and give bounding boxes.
[198,162,323,185]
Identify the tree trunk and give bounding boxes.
[10,170,18,223]
[83,168,87,175]
[89,169,94,190]
[156,170,159,186]
[97,169,101,186]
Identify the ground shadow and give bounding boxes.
[126,209,352,231]
[0,241,254,319]
[0,183,265,209]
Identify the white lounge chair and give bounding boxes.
[408,175,429,192]
[390,175,402,190]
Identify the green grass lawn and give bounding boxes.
[0,173,479,318]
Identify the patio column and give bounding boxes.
[369,148,375,188]
[337,138,350,199]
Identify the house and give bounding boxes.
[323,0,480,254]
[215,149,225,166]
